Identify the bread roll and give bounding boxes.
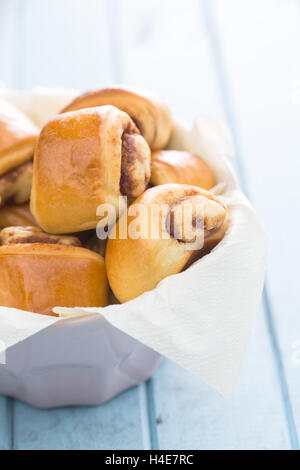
[0,226,108,315]
[0,203,37,228]
[106,184,230,303]
[151,150,215,190]
[61,86,172,150]
[0,160,33,206]
[0,100,38,176]
[31,105,151,234]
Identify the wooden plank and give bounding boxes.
[0,0,153,450]
[0,0,21,88]
[211,0,300,447]
[117,0,292,449]
[155,308,290,450]
[13,386,149,450]
[118,0,222,122]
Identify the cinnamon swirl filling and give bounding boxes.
[120,129,151,198]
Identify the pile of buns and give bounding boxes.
[0,87,230,316]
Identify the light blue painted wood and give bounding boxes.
[13,387,149,450]
[117,0,294,449]
[0,0,22,88]
[211,0,300,447]
[154,309,290,450]
[9,0,114,90]
[118,0,224,123]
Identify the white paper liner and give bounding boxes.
[0,88,267,397]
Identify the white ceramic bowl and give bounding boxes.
[0,314,161,408]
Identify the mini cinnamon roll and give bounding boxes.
[61,86,173,150]
[0,203,37,228]
[0,160,33,206]
[106,184,230,303]
[30,106,151,234]
[0,226,108,315]
[0,100,38,176]
[151,151,215,190]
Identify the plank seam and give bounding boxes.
[138,383,152,449]
[138,381,160,450]
[201,0,299,450]
[145,379,160,450]
[7,397,14,450]
[262,286,299,449]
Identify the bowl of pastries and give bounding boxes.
[0,86,236,407]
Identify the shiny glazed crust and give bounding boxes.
[106,184,230,303]
[0,244,108,316]
[0,203,37,228]
[61,86,173,150]
[30,105,151,234]
[0,100,38,176]
[151,150,216,190]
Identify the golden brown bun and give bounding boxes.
[151,151,215,190]
[61,86,172,150]
[0,160,33,206]
[0,226,81,247]
[0,243,108,316]
[0,203,37,228]
[106,184,230,303]
[0,100,38,176]
[31,105,151,234]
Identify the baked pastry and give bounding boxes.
[0,100,38,176]
[31,105,151,234]
[0,203,37,228]
[150,150,215,190]
[0,160,33,206]
[61,86,172,150]
[0,226,108,315]
[106,184,230,303]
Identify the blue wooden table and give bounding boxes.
[0,0,299,450]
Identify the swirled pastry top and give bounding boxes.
[0,99,38,176]
[61,86,173,150]
[106,183,230,302]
